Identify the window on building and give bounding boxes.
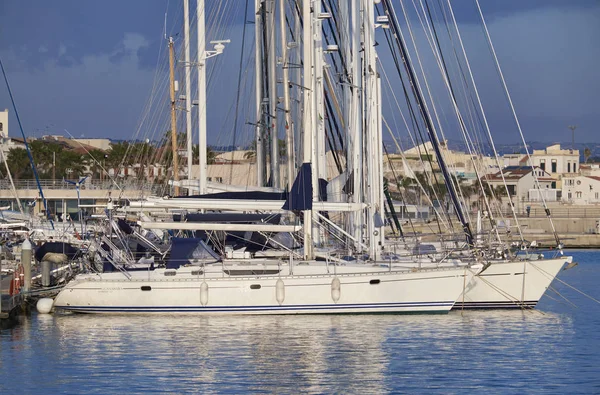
[573,163,577,173]
[568,162,571,173]
[0,122,3,132]
[576,191,582,199]
[507,185,516,196]
[568,192,572,199]
[551,159,557,173]
[551,182,556,189]
[539,159,546,171]
[596,192,599,200]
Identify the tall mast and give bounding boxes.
[363,0,383,260]
[313,2,327,187]
[197,0,207,194]
[266,0,279,188]
[302,0,314,260]
[168,37,180,196]
[255,0,266,186]
[350,0,363,251]
[279,0,294,191]
[183,0,193,191]
[310,0,324,247]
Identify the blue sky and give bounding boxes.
[0,0,598,147]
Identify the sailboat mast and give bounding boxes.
[279,0,294,191]
[302,0,314,260]
[168,37,180,196]
[197,0,207,194]
[255,0,266,187]
[350,0,363,251]
[363,0,383,260]
[266,0,279,188]
[183,0,193,191]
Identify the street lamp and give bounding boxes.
[568,125,577,151]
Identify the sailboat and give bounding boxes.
[377,0,571,309]
[53,0,479,315]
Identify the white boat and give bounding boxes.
[455,256,570,309]
[53,260,478,314]
[53,0,570,316]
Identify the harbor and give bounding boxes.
[1,0,599,393]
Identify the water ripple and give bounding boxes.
[2,251,600,394]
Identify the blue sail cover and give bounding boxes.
[167,237,220,269]
[117,218,134,234]
[318,178,328,202]
[282,163,312,211]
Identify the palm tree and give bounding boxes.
[5,148,32,180]
[584,147,592,163]
[244,140,257,162]
[192,145,216,165]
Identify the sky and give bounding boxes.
[0,0,598,148]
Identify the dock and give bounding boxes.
[0,273,25,328]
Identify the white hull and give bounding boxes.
[454,256,569,309]
[53,263,474,315]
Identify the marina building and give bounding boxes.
[562,176,600,205]
[483,166,555,210]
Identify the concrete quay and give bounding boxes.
[401,215,600,249]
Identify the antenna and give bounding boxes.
[163,7,168,40]
[568,125,577,151]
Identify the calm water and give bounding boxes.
[1,251,599,394]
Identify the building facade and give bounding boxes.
[484,166,554,209]
[527,144,579,188]
[562,175,600,205]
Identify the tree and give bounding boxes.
[244,140,257,162]
[59,151,87,180]
[243,139,286,163]
[584,147,592,163]
[5,148,32,180]
[192,145,216,165]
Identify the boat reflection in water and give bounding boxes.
[31,310,574,393]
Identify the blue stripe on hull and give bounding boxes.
[57,301,455,314]
[452,301,537,310]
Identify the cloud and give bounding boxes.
[58,43,67,57]
[459,4,600,141]
[109,33,151,65]
[378,2,600,144]
[0,33,157,140]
